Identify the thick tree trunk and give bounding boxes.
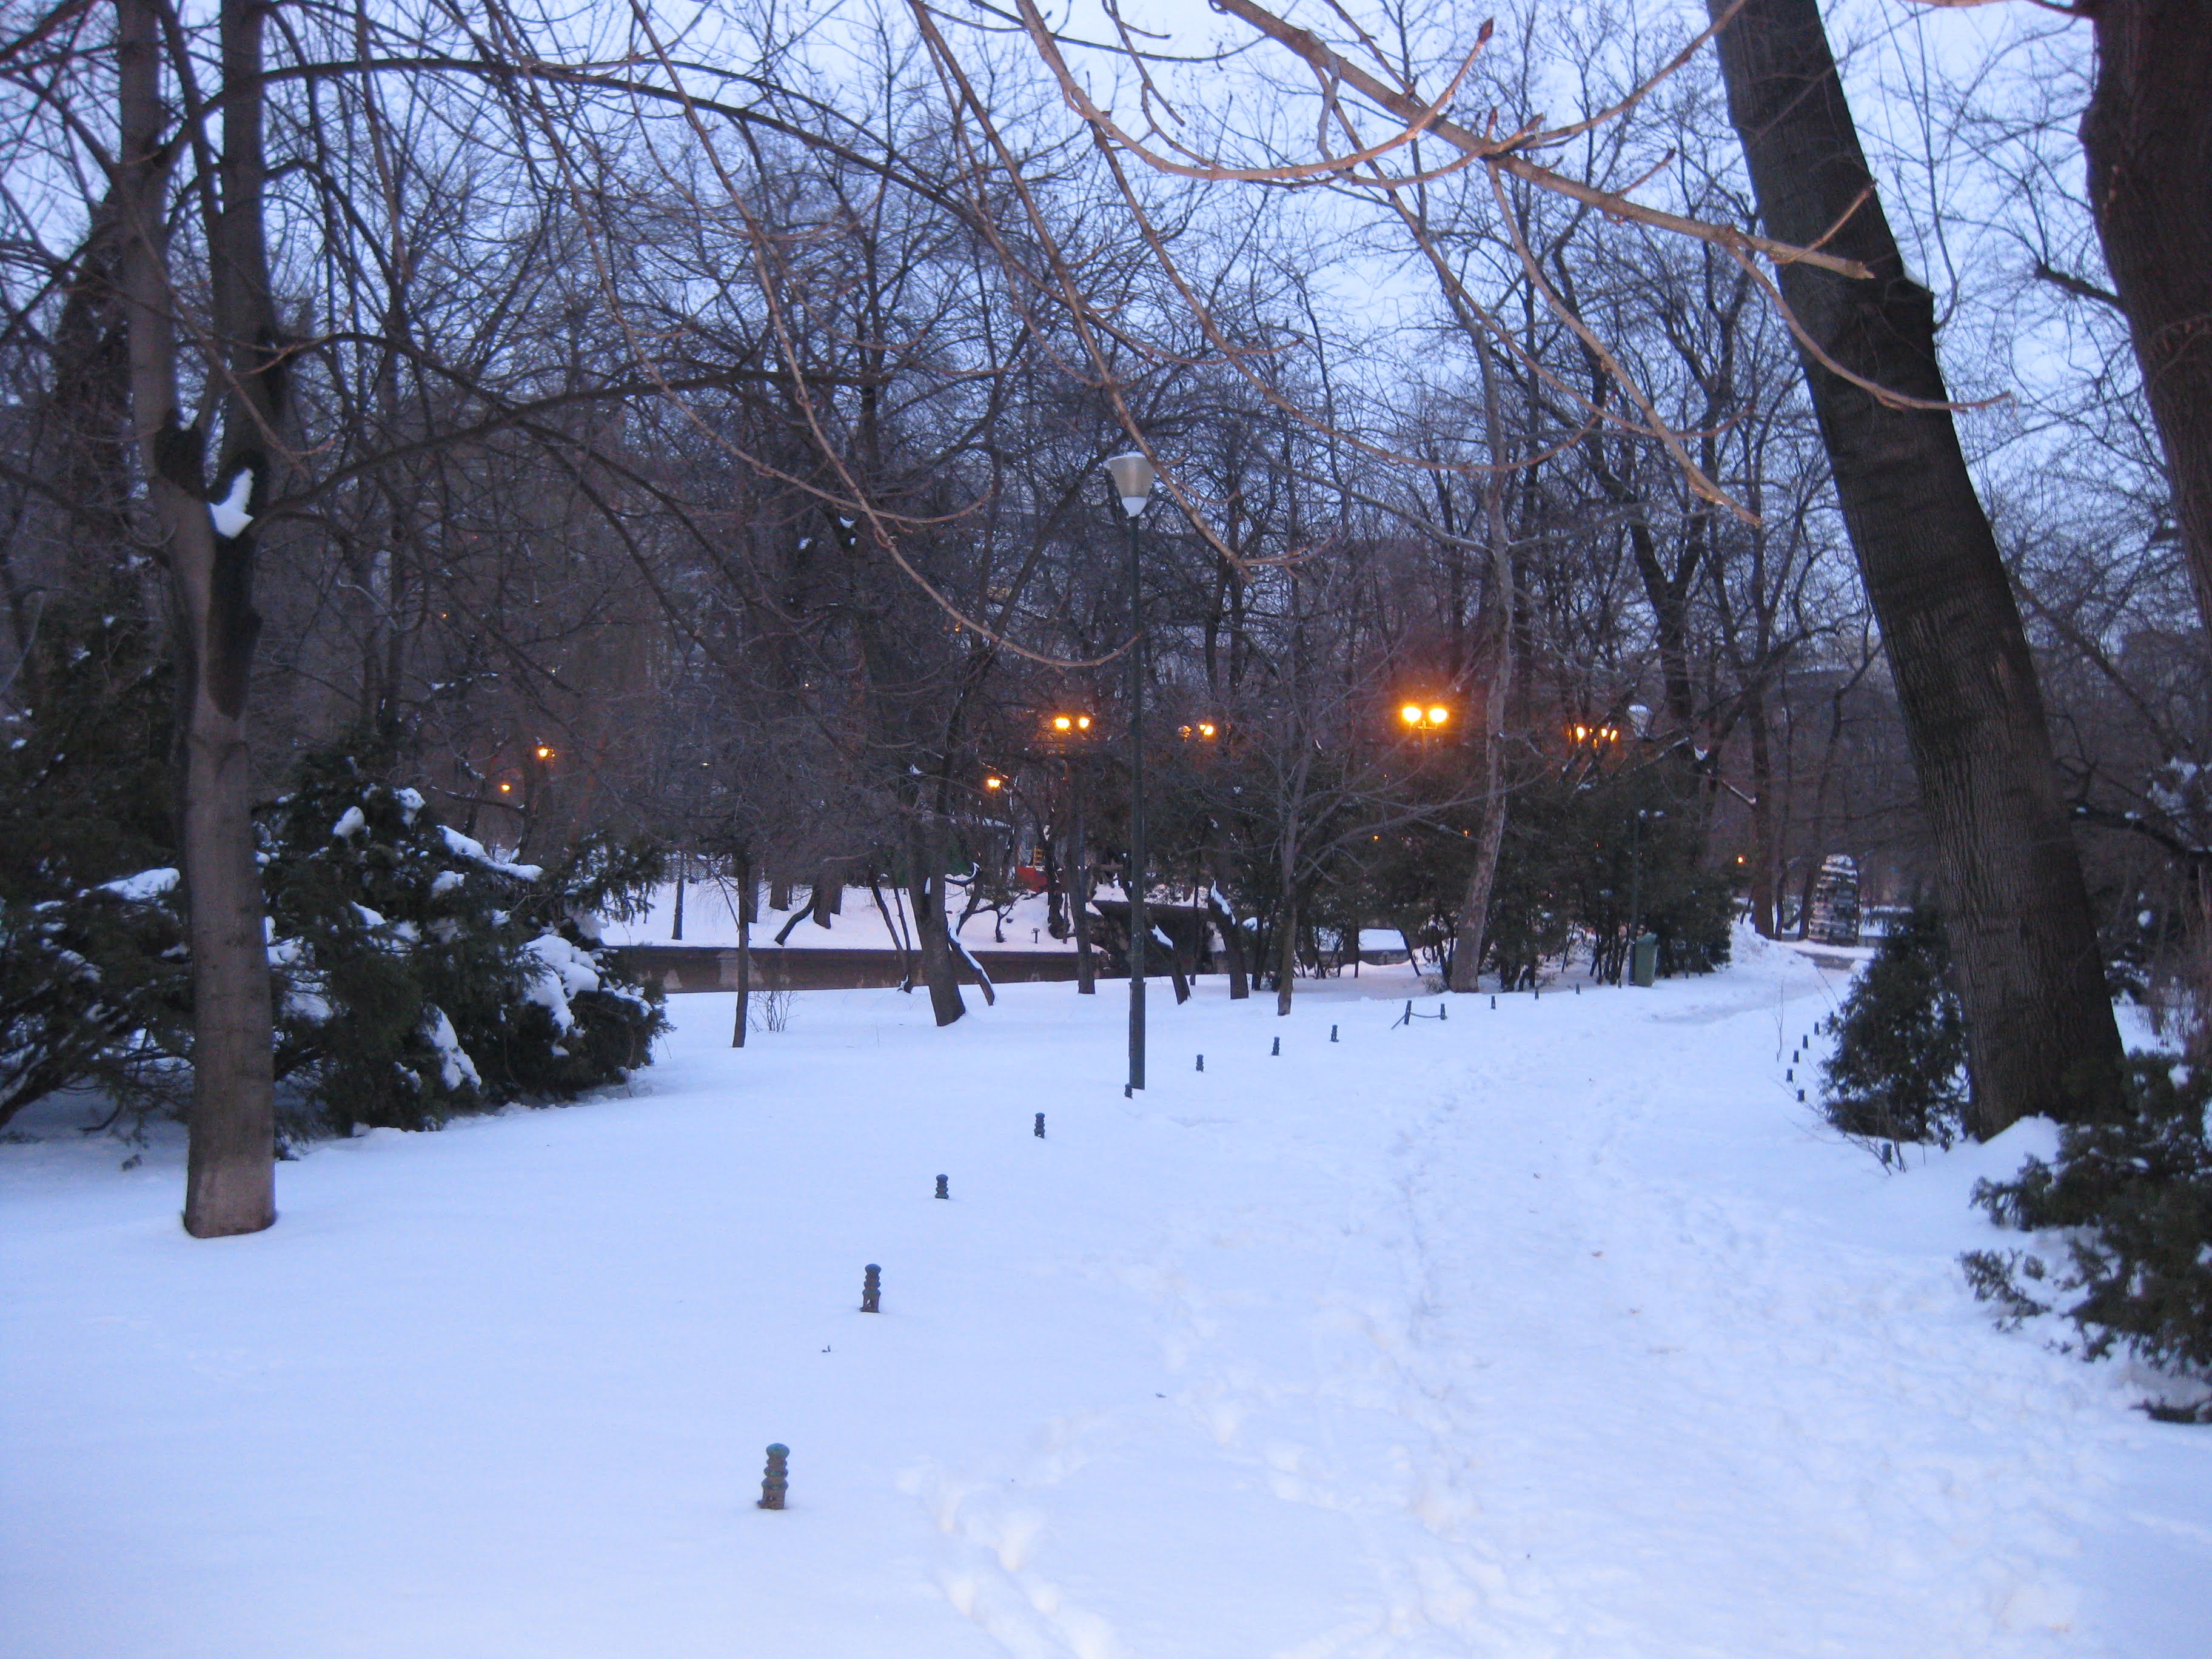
[1274,886,1297,1016]
[1204,888,1250,1000]
[118,0,278,1236]
[1450,339,1517,993]
[2080,4,2212,628]
[1711,0,2124,1134]
[908,813,966,1027]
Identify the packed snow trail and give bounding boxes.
[4,933,2208,1657]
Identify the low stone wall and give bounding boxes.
[614,944,1110,994]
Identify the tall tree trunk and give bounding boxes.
[1710,0,2124,1134]
[2080,4,2212,629]
[1745,685,1778,939]
[118,0,279,1236]
[1274,885,1297,1016]
[908,812,966,1027]
[1450,339,1518,992]
[731,850,751,1047]
[1205,886,1250,1000]
[1071,769,1096,994]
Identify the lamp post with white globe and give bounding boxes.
[1107,450,1157,1093]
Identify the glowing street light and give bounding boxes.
[1106,448,1158,1095]
[535,744,555,760]
[984,775,1004,792]
[1399,701,1451,732]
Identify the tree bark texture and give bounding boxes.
[2080,2,2212,628]
[908,811,966,1027]
[117,0,279,1235]
[1205,888,1250,1000]
[1711,0,2124,1134]
[1450,340,1517,993]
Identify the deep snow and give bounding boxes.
[602,880,1081,951]
[4,933,2209,1658]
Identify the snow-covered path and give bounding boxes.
[5,939,2208,1657]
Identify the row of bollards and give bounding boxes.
[772,983,1552,1516]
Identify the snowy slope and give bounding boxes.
[602,881,1079,952]
[4,937,2208,1657]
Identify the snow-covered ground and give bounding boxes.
[5,931,2209,1657]
[602,880,1080,952]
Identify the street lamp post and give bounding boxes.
[1048,712,1098,995]
[1627,806,1664,982]
[1107,450,1157,1093]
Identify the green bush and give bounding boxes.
[263,749,669,1136]
[1820,905,1969,1146]
[1961,1056,2212,1419]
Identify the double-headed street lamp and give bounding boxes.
[1107,449,1157,1093]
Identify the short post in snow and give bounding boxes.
[1439,1002,1448,1021]
[1330,1025,1338,1042]
[1196,1053,1204,1071]
[861,1264,880,1313]
[1270,1036,1280,1056]
[759,1444,789,1510]
[1034,1112,1046,1139]
[934,1174,948,1200]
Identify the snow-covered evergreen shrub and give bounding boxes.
[262,751,668,1134]
[1819,905,1969,1146]
[0,608,190,1127]
[0,870,189,1127]
[1962,1056,2212,1419]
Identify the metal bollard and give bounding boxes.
[861,1264,880,1313]
[759,1444,789,1510]
[1330,1025,1338,1042]
[934,1174,948,1200]
[1034,1112,1045,1139]
[1270,1036,1280,1056]
[1439,1002,1448,1021]
[1196,1053,1204,1071]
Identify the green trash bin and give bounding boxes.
[1630,931,1659,988]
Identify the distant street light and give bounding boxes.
[984,775,1004,792]
[1399,700,1452,734]
[1046,709,1099,995]
[1627,806,1666,982]
[1107,449,1157,1093]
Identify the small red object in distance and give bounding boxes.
[1014,866,1048,893]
